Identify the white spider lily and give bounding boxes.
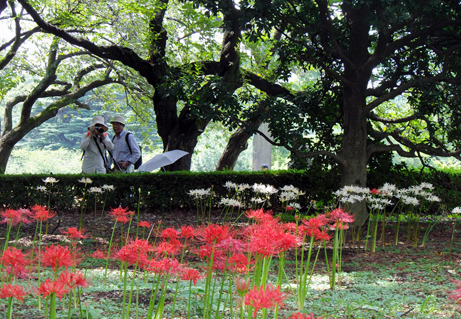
[43,177,58,185]
[219,198,243,207]
[252,183,278,195]
[102,184,115,191]
[78,177,93,185]
[188,188,211,198]
[36,186,47,192]
[89,187,103,194]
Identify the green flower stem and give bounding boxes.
[323,240,331,285]
[330,224,340,289]
[125,259,140,319]
[79,184,88,230]
[297,235,315,310]
[3,222,12,252]
[371,213,380,253]
[154,274,170,319]
[67,291,73,319]
[146,273,162,319]
[104,221,118,282]
[203,243,217,319]
[214,255,230,319]
[13,222,23,248]
[37,220,43,311]
[121,261,129,319]
[6,296,13,319]
[170,239,190,317]
[364,212,373,250]
[135,189,141,238]
[395,218,401,246]
[49,293,57,319]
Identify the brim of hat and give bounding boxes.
[110,121,125,125]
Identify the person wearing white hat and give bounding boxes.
[109,115,141,173]
[80,116,114,174]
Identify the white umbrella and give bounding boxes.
[137,150,189,172]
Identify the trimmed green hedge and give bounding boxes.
[0,168,460,213]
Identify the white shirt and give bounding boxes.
[80,132,114,174]
[110,129,141,165]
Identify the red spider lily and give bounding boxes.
[315,229,332,242]
[302,215,328,229]
[370,188,381,195]
[115,215,131,224]
[449,280,461,304]
[41,245,76,271]
[195,244,225,261]
[108,207,133,223]
[282,222,298,233]
[161,228,178,240]
[58,270,89,290]
[179,225,195,239]
[195,224,231,244]
[247,222,297,257]
[3,264,31,280]
[282,206,293,211]
[216,238,247,253]
[245,209,274,223]
[0,284,27,302]
[138,221,152,228]
[180,268,202,285]
[37,278,70,300]
[89,250,106,259]
[112,238,153,265]
[0,208,32,226]
[0,247,31,269]
[278,231,299,252]
[60,227,88,240]
[143,257,182,275]
[287,312,323,319]
[112,246,148,266]
[301,215,331,240]
[329,208,355,230]
[142,258,169,274]
[162,257,182,274]
[244,284,287,318]
[0,208,19,225]
[227,253,252,273]
[235,277,250,295]
[154,240,181,257]
[30,205,56,221]
[127,238,154,255]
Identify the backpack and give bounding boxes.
[112,132,142,169]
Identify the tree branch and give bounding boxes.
[17,0,157,85]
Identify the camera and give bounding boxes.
[95,127,105,134]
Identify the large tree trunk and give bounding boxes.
[156,1,242,171]
[0,143,13,174]
[163,107,210,171]
[336,3,373,227]
[216,111,264,170]
[216,127,252,171]
[338,81,370,225]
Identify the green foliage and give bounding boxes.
[0,169,340,212]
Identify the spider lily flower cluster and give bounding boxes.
[0,180,454,318]
[189,183,306,224]
[0,203,350,318]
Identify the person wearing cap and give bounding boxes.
[109,115,141,173]
[80,116,114,174]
